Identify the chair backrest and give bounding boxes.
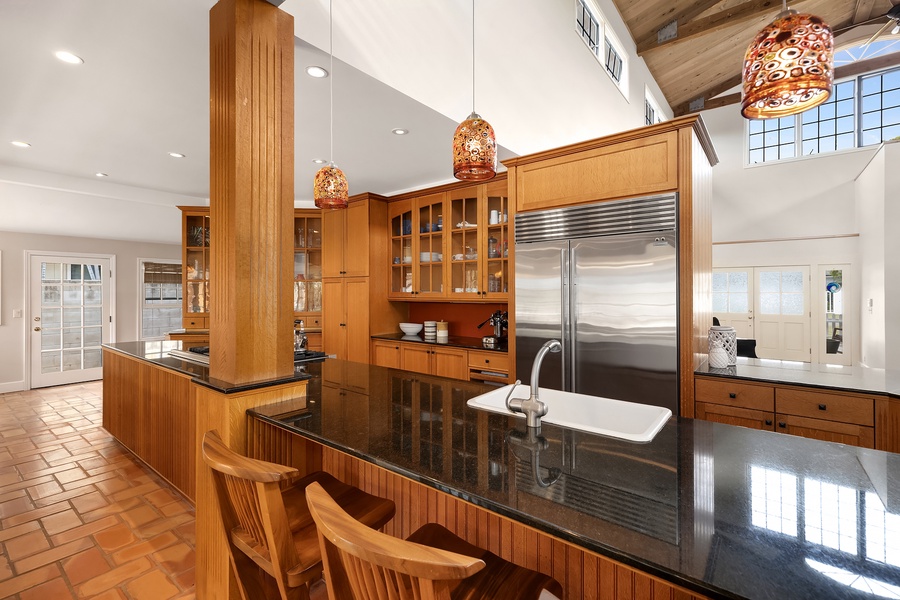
[201,430,301,599]
[305,481,485,600]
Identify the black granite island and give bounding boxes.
[249,359,900,600]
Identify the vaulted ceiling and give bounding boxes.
[612,0,900,115]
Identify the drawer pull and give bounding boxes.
[818,404,826,411]
[778,421,786,428]
[729,393,736,399]
[765,419,773,426]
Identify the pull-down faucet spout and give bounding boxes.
[506,339,561,428]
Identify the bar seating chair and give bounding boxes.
[305,481,564,600]
[201,430,396,600]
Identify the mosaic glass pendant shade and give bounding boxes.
[741,11,834,119]
[313,163,348,209]
[452,111,497,181]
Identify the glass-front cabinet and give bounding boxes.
[293,210,323,325]
[388,179,509,301]
[180,207,210,328]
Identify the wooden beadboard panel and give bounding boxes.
[247,418,710,600]
[876,396,900,453]
[209,0,295,385]
[515,132,678,213]
[194,377,308,600]
[102,349,195,500]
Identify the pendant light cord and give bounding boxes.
[330,0,335,165]
[472,0,476,114]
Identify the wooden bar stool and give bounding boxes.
[201,430,396,600]
[305,481,564,600]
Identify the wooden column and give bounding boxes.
[209,0,294,385]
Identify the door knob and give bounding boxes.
[34,327,41,331]
[34,316,41,321]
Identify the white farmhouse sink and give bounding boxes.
[467,384,672,443]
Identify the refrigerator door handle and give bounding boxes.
[560,247,572,392]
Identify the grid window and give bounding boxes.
[861,69,900,146]
[605,38,623,83]
[645,99,656,126]
[748,116,795,163]
[800,80,856,156]
[576,0,600,54]
[140,260,182,340]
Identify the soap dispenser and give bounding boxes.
[294,319,308,352]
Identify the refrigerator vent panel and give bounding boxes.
[515,193,677,244]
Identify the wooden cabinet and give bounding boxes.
[178,206,210,329]
[371,340,401,368]
[292,210,323,326]
[467,350,510,384]
[400,344,467,379]
[695,375,879,448]
[323,201,370,278]
[387,177,510,302]
[323,277,370,364]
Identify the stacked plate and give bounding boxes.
[424,320,437,341]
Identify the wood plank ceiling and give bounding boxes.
[610,0,900,115]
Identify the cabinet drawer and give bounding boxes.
[775,414,875,448]
[775,388,874,426]
[467,351,509,373]
[695,378,774,412]
[183,316,208,329]
[696,402,774,431]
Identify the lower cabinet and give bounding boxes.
[323,277,370,363]
[401,344,468,380]
[695,375,878,449]
[371,340,401,368]
[372,339,505,382]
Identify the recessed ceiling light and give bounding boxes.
[55,51,84,64]
[391,128,409,135]
[168,152,186,158]
[95,172,108,177]
[312,158,326,164]
[306,66,328,78]
[10,140,31,148]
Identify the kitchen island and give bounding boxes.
[249,359,900,600]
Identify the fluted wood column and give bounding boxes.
[209,0,294,385]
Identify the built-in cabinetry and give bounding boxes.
[292,211,323,345]
[371,339,509,383]
[387,177,510,302]
[695,375,878,448]
[179,206,211,329]
[503,116,717,416]
[322,194,406,363]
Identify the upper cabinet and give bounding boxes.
[292,210,323,327]
[179,206,210,329]
[387,177,510,302]
[323,201,371,278]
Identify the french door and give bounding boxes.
[29,254,113,388]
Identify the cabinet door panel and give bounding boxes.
[694,377,774,412]
[401,345,432,375]
[345,278,371,363]
[433,348,468,380]
[322,279,345,358]
[775,414,875,448]
[322,211,344,278]
[696,402,774,431]
[372,341,401,369]
[775,388,874,426]
[344,203,370,277]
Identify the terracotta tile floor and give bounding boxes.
[0,381,196,599]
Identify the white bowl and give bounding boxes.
[399,323,423,335]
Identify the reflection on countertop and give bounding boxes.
[697,357,900,397]
[250,359,900,600]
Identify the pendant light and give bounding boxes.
[741,0,834,120]
[452,0,497,181]
[314,0,349,209]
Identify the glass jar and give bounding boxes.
[488,235,499,258]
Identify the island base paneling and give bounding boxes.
[248,417,711,600]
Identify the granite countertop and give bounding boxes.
[249,359,900,600]
[696,358,900,397]
[101,341,313,393]
[371,332,508,352]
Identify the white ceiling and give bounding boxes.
[0,0,662,243]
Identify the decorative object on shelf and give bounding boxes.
[399,322,423,335]
[452,0,496,181]
[740,0,833,119]
[313,0,349,209]
[709,325,738,365]
[708,340,729,369]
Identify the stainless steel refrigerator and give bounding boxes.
[515,193,679,414]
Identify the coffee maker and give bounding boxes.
[477,310,508,349]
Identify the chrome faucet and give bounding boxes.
[506,339,561,428]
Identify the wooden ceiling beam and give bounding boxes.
[637,0,798,55]
[673,51,900,115]
[852,0,878,24]
[632,0,723,53]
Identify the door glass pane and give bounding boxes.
[42,307,61,327]
[62,350,82,371]
[42,263,61,282]
[65,264,82,282]
[760,292,781,314]
[84,348,102,369]
[729,293,749,313]
[41,352,61,374]
[782,294,804,315]
[729,272,748,292]
[713,292,728,312]
[84,285,101,305]
[63,308,82,327]
[782,271,804,292]
[63,285,82,305]
[84,307,101,326]
[63,329,82,349]
[760,271,781,292]
[41,329,61,351]
[712,272,727,293]
[42,285,61,304]
[825,269,843,355]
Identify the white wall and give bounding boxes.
[0,230,179,392]
[855,149,886,368]
[883,143,900,369]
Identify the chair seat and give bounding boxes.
[232,470,396,588]
[407,523,563,600]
